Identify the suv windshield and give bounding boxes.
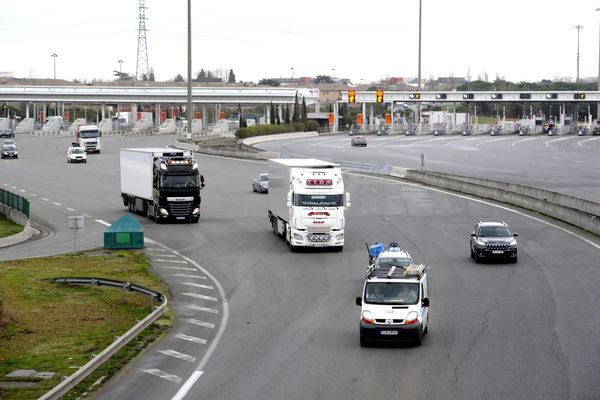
[365,282,419,305]
[294,194,343,207]
[478,226,511,237]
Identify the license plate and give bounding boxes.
[492,250,504,254]
[176,217,185,220]
[380,330,398,336]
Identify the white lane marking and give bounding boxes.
[181,293,218,302]
[30,193,38,197]
[95,219,111,227]
[545,137,573,147]
[146,247,167,252]
[175,334,207,345]
[149,254,177,258]
[66,207,75,211]
[405,137,455,147]
[142,369,182,384]
[181,282,214,290]
[171,371,204,400]
[171,274,207,279]
[511,137,537,147]
[52,202,61,206]
[153,259,188,264]
[577,137,600,147]
[82,213,91,218]
[160,266,197,271]
[19,189,26,193]
[188,319,216,329]
[349,172,600,251]
[11,186,17,189]
[186,305,219,314]
[143,237,229,392]
[2,183,8,186]
[42,198,49,201]
[158,349,197,363]
[474,137,514,147]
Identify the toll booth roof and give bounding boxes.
[104,214,143,232]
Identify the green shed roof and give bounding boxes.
[104,214,144,233]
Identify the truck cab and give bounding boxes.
[74,125,101,153]
[356,264,429,347]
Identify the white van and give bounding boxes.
[356,264,430,346]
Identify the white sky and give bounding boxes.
[2,0,600,84]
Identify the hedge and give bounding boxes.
[236,121,319,139]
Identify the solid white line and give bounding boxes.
[145,247,167,252]
[181,282,214,290]
[95,219,111,227]
[142,369,182,384]
[160,266,197,271]
[577,137,599,147]
[175,334,207,345]
[511,137,537,147]
[52,202,61,206]
[158,349,197,363]
[149,254,177,258]
[474,137,513,147]
[171,371,204,400]
[186,305,219,314]
[181,293,218,302]
[153,259,188,264]
[171,274,207,279]
[42,198,49,201]
[188,319,216,329]
[545,137,572,147]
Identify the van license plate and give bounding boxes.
[380,330,398,335]
[492,250,504,254]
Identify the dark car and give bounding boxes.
[351,135,367,147]
[1,144,18,159]
[592,123,600,136]
[0,129,14,138]
[470,221,518,263]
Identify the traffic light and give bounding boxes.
[409,93,421,99]
[574,93,586,100]
[348,89,356,103]
[463,93,474,99]
[491,93,503,99]
[519,93,531,99]
[376,89,384,103]
[546,93,558,99]
[435,93,447,99]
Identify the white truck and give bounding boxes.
[120,148,204,223]
[73,124,101,153]
[268,158,350,251]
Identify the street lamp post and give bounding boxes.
[51,53,58,80]
[418,0,422,91]
[187,0,192,135]
[291,67,294,79]
[596,8,600,119]
[332,68,336,79]
[118,59,123,79]
[574,25,583,83]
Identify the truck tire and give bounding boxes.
[272,218,277,236]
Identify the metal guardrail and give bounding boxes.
[38,277,167,400]
[0,188,29,218]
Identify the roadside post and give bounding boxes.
[67,215,84,252]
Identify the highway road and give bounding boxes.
[257,133,600,203]
[1,133,599,400]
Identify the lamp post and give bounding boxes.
[291,67,294,79]
[118,59,123,79]
[596,8,600,119]
[51,53,57,80]
[187,0,192,135]
[574,25,583,83]
[332,68,336,79]
[418,0,422,91]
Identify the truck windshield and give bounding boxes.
[79,130,100,138]
[364,282,419,305]
[294,194,343,207]
[161,175,199,189]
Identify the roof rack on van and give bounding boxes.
[366,264,428,280]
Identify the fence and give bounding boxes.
[0,188,29,218]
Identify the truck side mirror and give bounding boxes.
[355,297,362,306]
[346,192,351,208]
[286,192,292,207]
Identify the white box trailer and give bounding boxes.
[268,158,350,251]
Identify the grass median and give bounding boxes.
[0,214,24,238]
[0,249,171,400]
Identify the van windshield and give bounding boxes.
[294,194,343,207]
[364,282,419,305]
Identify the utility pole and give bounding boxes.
[51,53,57,80]
[136,0,149,80]
[118,59,123,79]
[187,0,192,135]
[574,25,583,83]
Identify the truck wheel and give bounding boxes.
[272,218,277,236]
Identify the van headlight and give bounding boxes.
[361,310,374,325]
[404,311,419,325]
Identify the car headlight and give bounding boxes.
[509,239,517,246]
[361,310,374,324]
[475,240,486,247]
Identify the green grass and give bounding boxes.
[0,214,24,238]
[0,250,171,400]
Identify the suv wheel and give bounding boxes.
[470,246,475,259]
[474,252,481,263]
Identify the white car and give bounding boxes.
[67,147,87,163]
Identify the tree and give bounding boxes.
[285,104,291,124]
[275,105,281,125]
[301,96,308,126]
[258,78,281,87]
[314,75,333,84]
[148,68,155,82]
[141,73,148,81]
[173,74,185,83]
[197,69,206,81]
[270,102,276,124]
[292,92,300,122]
[227,69,236,84]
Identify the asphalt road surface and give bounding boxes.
[1,133,599,400]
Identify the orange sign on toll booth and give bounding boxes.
[328,113,335,124]
[385,113,391,124]
[356,113,363,125]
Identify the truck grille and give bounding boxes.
[169,201,193,217]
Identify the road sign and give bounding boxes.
[328,113,335,124]
[356,113,363,125]
[67,216,85,232]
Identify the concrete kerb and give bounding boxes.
[0,204,36,248]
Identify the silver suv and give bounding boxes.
[470,221,518,263]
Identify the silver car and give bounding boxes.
[252,173,269,193]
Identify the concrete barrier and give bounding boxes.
[0,204,35,248]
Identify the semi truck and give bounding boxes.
[120,148,204,223]
[268,158,350,251]
[73,124,101,153]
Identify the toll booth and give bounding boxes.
[103,214,144,249]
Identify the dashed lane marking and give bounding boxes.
[186,305,219,314]
[52,202,61,206]
[159,266,197,271]
[152,259,188,264]
[181,282,214,290]
[158,349,197,363]
[188,319,216,329]
[175,334,207,345]
[142,369,182,384]
[171,274,207,279]
[66,208,75,211]
[95,220,111,227]
[181,293,218,302]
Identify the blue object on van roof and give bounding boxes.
[369,243,385,259]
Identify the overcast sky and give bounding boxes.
[2,0,600,84]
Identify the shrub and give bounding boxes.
[236,123,307,139]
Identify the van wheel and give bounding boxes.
[414,327,423,346]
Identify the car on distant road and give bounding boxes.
[1,143,18,159]
[470,221,518,263]
[0,129,14,138]
[252,173,268,193]
[351,135,367,147]
[592,122,600,135]
[67,146,87,163]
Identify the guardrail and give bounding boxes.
[38,277,167,400]
[0,187,29,218]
